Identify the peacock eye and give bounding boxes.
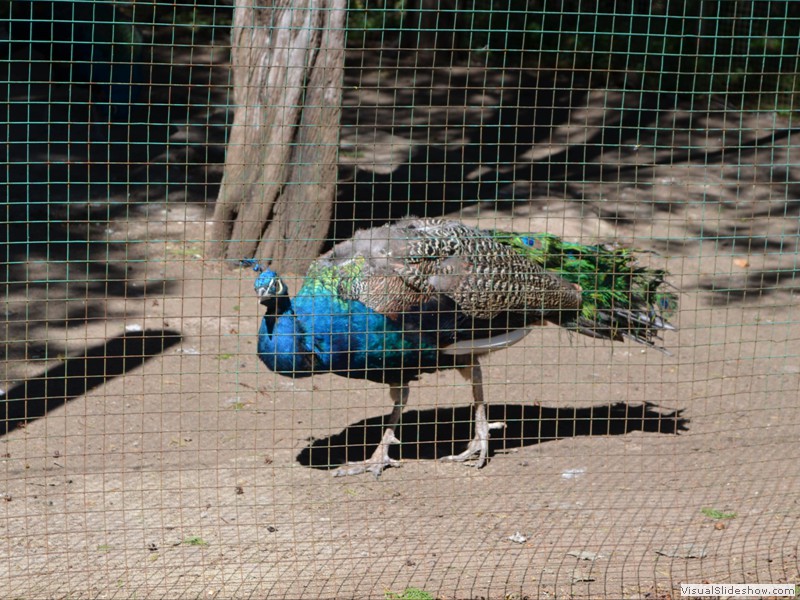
[271,278,285,296]
[520,236,540,249]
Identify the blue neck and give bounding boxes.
[257,304,314,377]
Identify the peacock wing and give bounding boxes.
[315,218,582,320]
[386,218,582,320]
[313,231,430,317]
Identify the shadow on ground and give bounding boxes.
[332,67,624,240]
[1,329,181,436]
[297,401,688,470]
[1,20,230,384]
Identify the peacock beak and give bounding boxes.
[257,286,271,306]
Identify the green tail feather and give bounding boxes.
[498,232,678,351]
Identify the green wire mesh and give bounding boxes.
[1,1,798,598]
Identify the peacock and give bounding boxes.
[251,217,677,477]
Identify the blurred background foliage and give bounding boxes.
[347,0,799,111]
[2,0,796,111]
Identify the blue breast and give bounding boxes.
[258,315,315,376]
[291,291,442,382]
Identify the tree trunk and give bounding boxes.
[210,0,346,273]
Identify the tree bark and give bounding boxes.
[210,0,346,273]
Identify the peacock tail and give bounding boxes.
[496,231,678,349]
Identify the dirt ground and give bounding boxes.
[2,37,799,599]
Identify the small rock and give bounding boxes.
[733,257,750,268]
[561,468,586,480]
[508,531,528,544]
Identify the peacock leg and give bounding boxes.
[333,385,407,478]
[441,363,505,468]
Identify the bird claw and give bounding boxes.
[332,457,401,478]
[332,429,401,478]
[441,420,506,468]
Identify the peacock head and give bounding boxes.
[254,269,289,309]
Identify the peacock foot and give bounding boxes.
[332,429,401,478]
[441,417,505,469]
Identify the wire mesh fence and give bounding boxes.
[2,1,799,598]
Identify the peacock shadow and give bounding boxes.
[1,329,181,436]
[297,401,688,470]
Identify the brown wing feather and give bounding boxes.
[317,217,581,319]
